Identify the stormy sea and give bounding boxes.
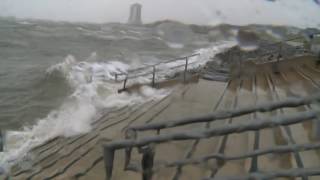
[1,16,317,171]
[0,17,238,170]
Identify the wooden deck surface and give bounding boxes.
[6,55,320,180]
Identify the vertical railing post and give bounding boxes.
[317,51,320,66]
[124,130,137,169]
[273,42,282,74]
[238,50,242,77]
[306,33,314,52]
[140,146,155,180]
[184,56,189,83]
[278,42,282,63]
[313,118,320,140]
[152,66,156,87]
[0,130,3,152]
[115,74,118,82]
[103,147,115,180]
[123,75,128,90]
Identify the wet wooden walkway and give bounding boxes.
[6,55,320,180]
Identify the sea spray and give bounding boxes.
[0,55,169,171]
[0,41,235,171]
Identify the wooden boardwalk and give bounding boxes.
[5,56,320,180]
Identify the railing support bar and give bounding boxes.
[140,146,155,180]
[124,130,137,169]
[238,51,242,77]
[103,147,115,180]
[313,118,320,140]
[316,51,320,66]
[115,74,118,82]
[184,57,189,83]
[123,76,128,90]
[152,66,156,87]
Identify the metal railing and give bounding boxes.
[101,33,320,179]
[115,32,320,91]
[102,93,320,180]
[114,53,200,92]
[223,32,320,76]
[231,32,320,62]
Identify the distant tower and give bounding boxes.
[128,3,142,25]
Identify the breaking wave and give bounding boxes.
[0,41,235,171]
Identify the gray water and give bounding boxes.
[0,17,213,130]
[0,17,238,170]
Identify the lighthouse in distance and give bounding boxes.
[127,3,143,25]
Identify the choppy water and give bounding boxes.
[0,17,235,170]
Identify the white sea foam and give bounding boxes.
[0,55,168,171]
[123,41,236,86]
[167,42,185,49]
[0,41,234,171]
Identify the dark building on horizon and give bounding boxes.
[127,3,142,25]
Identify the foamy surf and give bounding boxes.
[0,41,234,172]
[118,41,236,86]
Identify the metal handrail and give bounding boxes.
[105,110,317,149]
[103,94,320,180]
[262,32,320,48]
[115,53,201,77]
[126,92,320,132]
[102,33,320,179]
[102,109,320,180]
[116,53,201,91]
[226,32,320,70]
[115,32,320,89]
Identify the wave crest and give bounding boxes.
[0,41,235,171]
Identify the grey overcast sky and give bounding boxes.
[0,0,320,28]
